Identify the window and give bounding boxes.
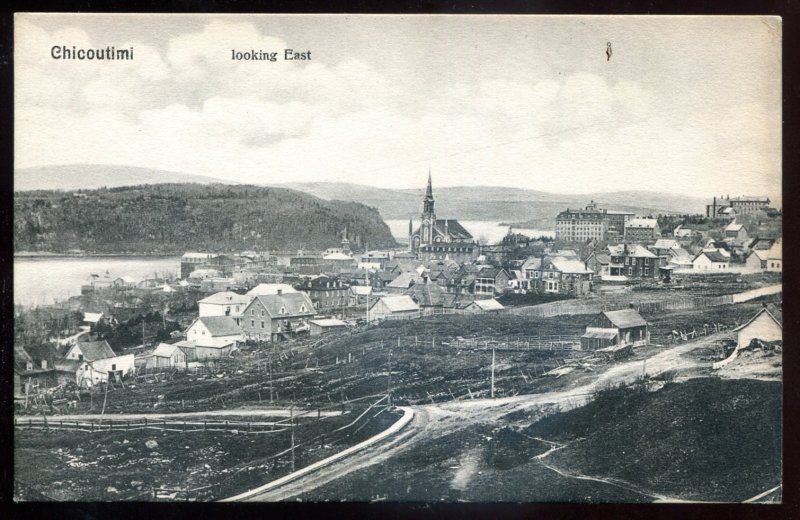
[644,268,650,275]
[261,321,265,329]
[628,267,633,276]
[111,364,116,371]
[251,320,255,328]
[78,354,84,361]
[261,310,265,317]
[251,309,254,316]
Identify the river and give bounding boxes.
[13,256,181,307]
[385,219,554,244]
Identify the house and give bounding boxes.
[766,240,782,273]
[83,312,104,326]
[748,237,776,251]
[113,276,137,289]
[14,344,60,395]
[746,249,769,270]
[184,316,244,359]
[607,244,660,279]
[240,292,315,342]
[733,305,782,347]
[584,252,611,278]
[521,256,543,281]
[349,285,373,307]
[145,342,187,369]
[309,318,349,336]
[290,254,323,275]
[181,252,219,278]
[321,252,358,272]
[63,340,135,387]
[692,251,729,271]
[673,225,692,238]
[386,272,424,293]
[474,267,511,296]
[295,276,350,311]
[528,256,594,296]
[368,295,420,321]
[464,299,505,313]
[581,308,649,351]
[724,222,749,244]
[624,218,660,242]
[405,278,451,310]
[198,291,252,323]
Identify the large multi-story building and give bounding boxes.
[408,172,478,262]
[623,218,660,242]
[555,202,608,242]
[706,195,771,218]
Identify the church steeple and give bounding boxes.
[423,169,435,216]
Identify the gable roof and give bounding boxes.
[198,291,251,305]
[250,292,315,318]
[195,316,243,336]
[607,244,657,259]
[469,299,505,311]
[387,272,422,289]
[246,283,298,296]
[694,251,729,263]
[372,295,420,312]
[74,340,117,361]
[601,309,648,329]
[653,239,680,250]
[432,219,473,240]
[549,256,594,274]
[725,222,746,232]
[405,281,448,307]
[733,307,782,332]
[153,343,182,357]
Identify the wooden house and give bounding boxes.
[581,308,649,351]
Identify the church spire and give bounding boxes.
[425,169,433,200]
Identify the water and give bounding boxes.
[385,219,554,245]
[13,256,181,307]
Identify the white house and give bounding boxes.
[184,316,244,360]
[746,249,769,270]
[766,240,782,273]
[733,306,782,347]
[198,291,252,324]
[368,295,420,321]
[692,251,729,271]
[673,225,692,238]
[63,340,135,387]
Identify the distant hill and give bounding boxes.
[282,182,708,225]
[14,184,397,254]
[15,165,233,192]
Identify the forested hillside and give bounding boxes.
[14,184,397,253]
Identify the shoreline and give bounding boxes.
[15,252,183,259]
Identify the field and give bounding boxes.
[15,403,401,501]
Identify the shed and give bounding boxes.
[368,295,420,321]
[464,299,505,313]
[581,308,649,350]
[309,318,348,336]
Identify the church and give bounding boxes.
[408,172,479,262]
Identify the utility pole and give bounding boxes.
[269,359,274,403]
[491,347,496,399]
[387,346,393,407]
[290,401,296,472]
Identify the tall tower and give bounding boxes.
[421,170,436,245]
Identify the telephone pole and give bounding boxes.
[490,347,496,399]
[290,401,296,472]
[387,346,393,407]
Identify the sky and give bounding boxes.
[15,14,782,203]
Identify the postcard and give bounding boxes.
[13,13,782,503]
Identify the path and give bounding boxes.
[244,335,723,501]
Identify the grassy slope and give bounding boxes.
[526,377,781,501]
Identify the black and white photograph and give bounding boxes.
[12,13,782,503]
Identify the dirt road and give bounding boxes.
[16,407,345,423]
[243,335,724,501]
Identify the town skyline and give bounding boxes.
[15,14,781,202]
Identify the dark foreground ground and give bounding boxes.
[293,378,780,503]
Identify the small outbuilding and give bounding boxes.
[368,295,420,321]
[464,299,505,313]
[581,308,649,350]
[309,318,348,336]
